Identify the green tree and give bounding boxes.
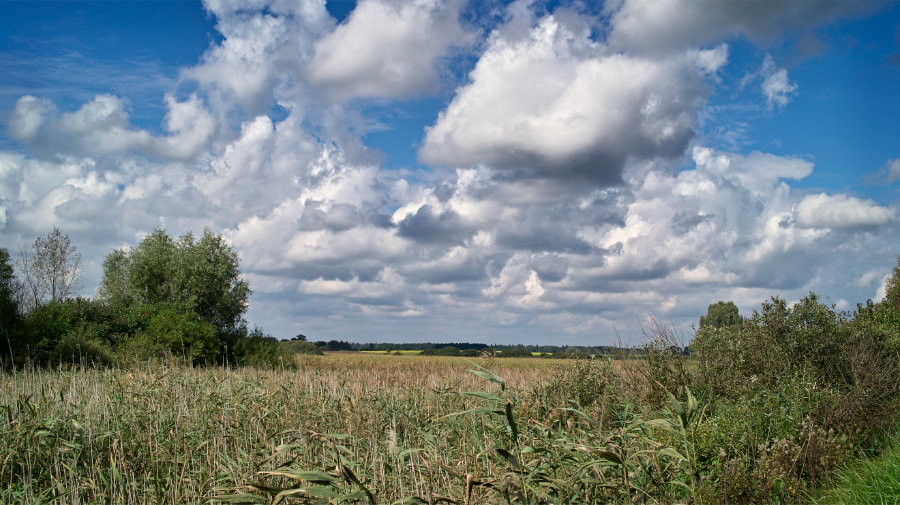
[17,228,82,311]
[98,228,250,333]
[699,300,742,329]
[882,254,900,310]
[1,248,21,361]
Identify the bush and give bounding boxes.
[282,339,324,356]
[52,326,116,367]
[231,328,294,369]
[145,306,219,365]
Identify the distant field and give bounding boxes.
[358,349,424,354]
[357,349,553,357]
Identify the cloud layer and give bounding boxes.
[1,0,897,343]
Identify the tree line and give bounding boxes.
[1,228,292,368]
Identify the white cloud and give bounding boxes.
[876,273,890,302]
[794,193,896,229]
[755,54,797,109]
[878,159,900,184]
[8,94,215,160]
[607,0,873,55]
[307,0,474,101]
[420,12,727,183]
[186,2,331,113]
[154,94,216,158]
[1,0,896,344]
[7,96,55,140]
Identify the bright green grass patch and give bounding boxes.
[817,432,900,505]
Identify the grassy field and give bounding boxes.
[0,355,608,504]
[1,352,898,504]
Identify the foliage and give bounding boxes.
[230,328,295,369]
[98,228,250,334]
[281,339,324,356]
[816,429,900,505]
[882,254,900,311]
[698,300,741,329]
[0,248,21,361]
[15,228,82,312]
[145,305,219,364]
[421,346,480,356]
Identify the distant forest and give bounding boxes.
[300,337,680,356]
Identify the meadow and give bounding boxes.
[3,326,899,505]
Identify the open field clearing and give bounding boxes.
[0,355,624,504]
[3,346,899,504]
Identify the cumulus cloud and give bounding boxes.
[1,0,896,344]
[794,193,896,229]
[607,0,874,54]
[185,0,339,117]
[869,158,900,184]
[7,96,55,140]
[420,12,727,184]
[7,94,215,160]
[742,54,797,109]
[307,0,474,101]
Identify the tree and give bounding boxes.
[98,228,250,333]
[17,228,82,312]
[1,248,21,358]
[699,300,741,329]
[883,254,900,311]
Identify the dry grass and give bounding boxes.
[0,355,596,504]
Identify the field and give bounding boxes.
[1,351,898,504]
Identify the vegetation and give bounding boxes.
[816,430,900,505]
[2,228,284,369]
[698,300,741,329]
[15,227,83,313]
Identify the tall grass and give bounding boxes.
[2,344,898,504]
[0,356,597,504]
[816,431,900,505]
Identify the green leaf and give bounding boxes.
[466,362,506,391]
[246,483,288,495]
[442,407,503,419]
[658,447,687,461]
[685,386,698,416]
[258,469,337,483]
[320,433,353,440]
[461,391,503,402]
[505,401,519,443]
[558,407,597,425]
[668,391,685,420]
[209,492,269,504]
[273,485,339,501]
[495,448,522,470]
[646,418,678,433]
[596,451,623,466]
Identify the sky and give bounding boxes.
[1,0,899,345]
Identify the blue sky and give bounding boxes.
[1,0,899,344]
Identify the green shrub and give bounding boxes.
[231,328,294,369]
[52,326,116,367]
[145,306,219,365]
[282,339,324,355]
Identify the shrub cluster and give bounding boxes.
[1,229,294,370]
[683,286,900,502]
